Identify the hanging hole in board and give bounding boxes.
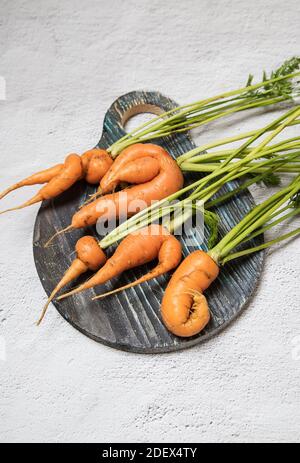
[122,104,165,134]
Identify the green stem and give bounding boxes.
[241,207,300,244]
[189,108,300,199]
[185,138,300,164]
[221,227,300,264]
[115,96,287,154]
[176,120,300,165]
[212,176,300,261]
[206,152,300,208]
[181,162,300,174]
[98,176,205,248]
[109,69,300,155]
[101,108,300,249]
[177,106,300,169]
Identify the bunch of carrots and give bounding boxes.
[1,57,300,338]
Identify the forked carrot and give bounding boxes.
[56,225,182,300]
[37,235,106,325]
[2,58,300,215]
[0,149,113,214]
[0,163,64,200]
[45,143,184,245]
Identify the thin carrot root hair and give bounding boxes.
[183,288,203,299]
[0,194,43,215]
[37,288,61,326]
[44,225,73,248]
[56,289,76,301]
[80,188,102,209]
[56,271,97,301]
[92,266,169,300]
[0,185,22,201]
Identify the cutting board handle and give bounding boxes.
[98,90,179,149]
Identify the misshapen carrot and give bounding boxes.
[81,149,113,184]
[0,148,112,214]
[67,144,184,230]
[37,236,106,325]
[57,225,182,300]
[161,250,219,337]
[93,228,182,300]
[0,163,64,200]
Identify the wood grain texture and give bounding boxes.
[33,91,264,354]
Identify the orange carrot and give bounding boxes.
[93,230,182,300]
[49,144,184,238]
[0,148,112,214]
[100,148,162,193]
[81,149,113,184]
[37,235,106,325]
[57,225,182,300]
[0,163,64,200]
[161,250,219,337]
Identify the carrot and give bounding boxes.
[100,145,163,193]
[81,149,113,184]
[0,148,112,214]
[79,154,161,208]
[161,174,300,338]
[0,163,64,200]
[37,235,107,325]
[57,225,182,300]
[46,143,184,244]
[161,251,219,337]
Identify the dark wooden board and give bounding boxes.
[33,91,264,354]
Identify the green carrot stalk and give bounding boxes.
[177,106,300,167]
[109,57,300,155]
[100,107,300,249]
[209,175,300,265]
[180,137,300,165]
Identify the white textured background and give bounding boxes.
[0,0,300,443]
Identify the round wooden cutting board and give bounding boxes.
[33,91,264,353]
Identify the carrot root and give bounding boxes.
[0,163,64,201]
[37,258,89,325]
[58,225,182,300]
[38,237,107,324]
[56,283,86,300]
[80,188,103,209]
[0,150,112,218]
[0,184,23,201]
[92,259,181,300]
[0,193,43,215]
[37,287,63,326]
[44,225,74,248]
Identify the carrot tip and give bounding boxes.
[56,286,80,300]
[0,205,24,215]
[92,288,119,300]
[36,295,55,325]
